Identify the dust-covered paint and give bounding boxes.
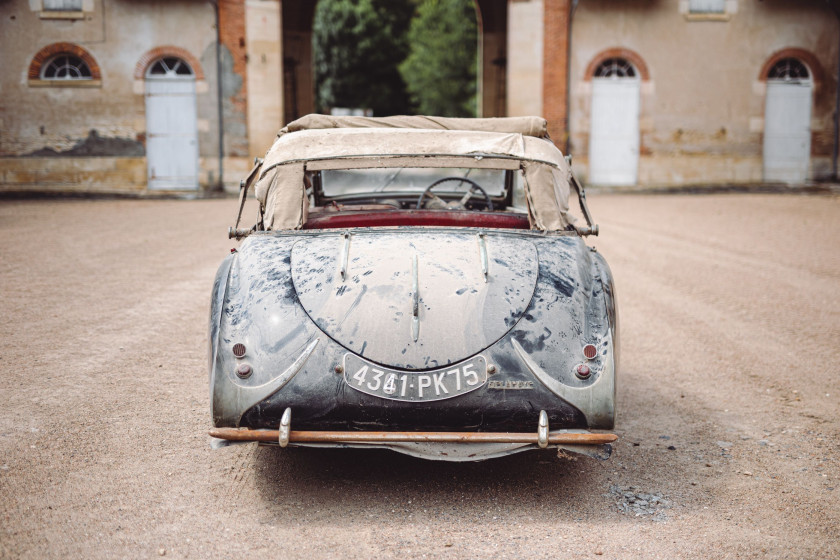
[209,228,618,449]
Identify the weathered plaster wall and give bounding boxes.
[568,0,839,186]
[218,0,250,161]
[0,0,252,193]
[3,0,130,157]
[1,157,146,192]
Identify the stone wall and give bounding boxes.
[0,0,250,194]
[0,157,146,193]
[506,0,543,119]
[246,0,283,160]
[505,0,839,186]
[567,0,839,186]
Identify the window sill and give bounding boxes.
[39,10,85,20]
[28,79,101,88]
[684,12,731,22]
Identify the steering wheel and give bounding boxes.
[416,177,494,211]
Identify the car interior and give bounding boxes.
[304,167,534,230]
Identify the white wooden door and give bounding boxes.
[589,78,640,186]
[763,81,812,184]
[145,77,199,190]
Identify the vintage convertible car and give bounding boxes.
[208,115,618,461]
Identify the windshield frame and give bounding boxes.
[310,159,518,211]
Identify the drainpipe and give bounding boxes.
[565,0,579,156]
[212,0,225,192]
[833,5,840,180]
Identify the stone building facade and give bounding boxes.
[0,0,261,194]
[1,0,837,193]
[508,0,840,186]
[0,0,502,194]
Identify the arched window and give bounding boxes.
[147,57,194,77]
[767,58,810,82]
[28,43,101,86]
[593,58,637,79]
[134,47,205,81]
[41,54,92,80]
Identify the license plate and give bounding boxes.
[343,354,487,402]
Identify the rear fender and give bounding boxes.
[513,330,615,429]
[507,238,617,429]
[208,254,234,401]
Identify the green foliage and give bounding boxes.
[313,0,416,116]
[313,0,478,118]
[399,0,478,117]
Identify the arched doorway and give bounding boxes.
[281,0,506,123]
[588,57,640,186]
[144,56,199,190]
[763,57,812,184]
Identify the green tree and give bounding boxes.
[313,0,416,116]
[399,0,477,117]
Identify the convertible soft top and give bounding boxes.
[253,115,574,231]
[280,114,550,137]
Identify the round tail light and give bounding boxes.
[583,344,598,360]
[236,363,252,379]
[575,364,591,379]
[232,343,246,358]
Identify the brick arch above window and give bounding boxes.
[28,42,101,80]
[134,46,204,80]
[759,48,823,85]
[584,48,650,82]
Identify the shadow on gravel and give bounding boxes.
[250,445,613,520]
[236,370,725,524]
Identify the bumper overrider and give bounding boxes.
[209,331,618,461]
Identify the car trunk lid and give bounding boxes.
[291,230,538,370]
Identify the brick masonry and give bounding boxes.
[542,0,570,143]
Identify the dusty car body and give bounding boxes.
[208,115,618,461]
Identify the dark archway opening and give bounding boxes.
[281,0,506,124]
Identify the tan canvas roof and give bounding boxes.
[281,114,550,138]
[254,115,573,231]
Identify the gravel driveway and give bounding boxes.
[0,193,837,559]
